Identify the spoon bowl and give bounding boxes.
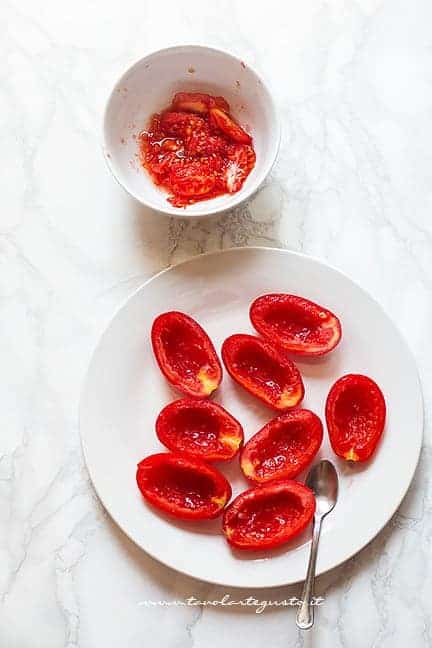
[306,459,338,517]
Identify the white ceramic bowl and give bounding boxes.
[103,45,280,217]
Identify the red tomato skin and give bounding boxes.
[151,312,222,399]
[223,480,316,550]
[325,374,386,462]
[156,399,244,462]
[250,294,342,357]
[209,108,252,144]
[221,334,304,411]
[172,92,230,114]
[212,96,230,112]
[240,409,323,483]
[136,453,232,520]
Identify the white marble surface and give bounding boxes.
[1,0,432,646]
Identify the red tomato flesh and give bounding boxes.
[225,144,256,193]
[138,93,255,207]
[223,480,315,550]
[240,409,323,483]
[221,334,304,411]
[326,374,386,462]
[151,311,222,398]
[156,399,244,462]
[136,453,231,520]
[250,294,342,357]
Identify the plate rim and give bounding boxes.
[79,246,424,588]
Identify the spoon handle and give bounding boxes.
[296,514,322,630]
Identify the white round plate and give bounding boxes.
[80,247,423,588]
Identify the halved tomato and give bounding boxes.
[250,294,342,356]
[240,409,323,483]
[221,334,304,410]
[325,374,386,462]
[209,108,252,144]
[151,312,222,398]
[172,92,230,114]
[156,399,244,462]
[222,480,315,549]
[136,453,231,520]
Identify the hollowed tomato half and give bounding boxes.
[222,480,315,550]
[156,399,244,462]
[325,374,386,462]
[250,294,342,356]
[221,334,304,411]
[136,453,231,520]
[240,409,323,483]
[151,312,222,398]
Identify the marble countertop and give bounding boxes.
[2,1,431,646]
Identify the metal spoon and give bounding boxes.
[296,459,339,630]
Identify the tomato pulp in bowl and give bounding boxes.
[139,92,256,208]
[103,45,280,217]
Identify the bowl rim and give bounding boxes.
[102,44,281,218]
